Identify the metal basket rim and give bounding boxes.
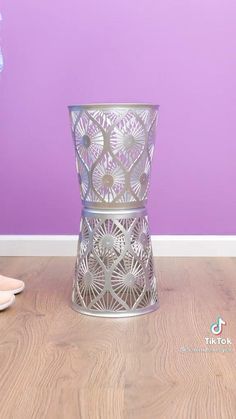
[68,103,160,111]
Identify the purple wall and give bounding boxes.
[0,0,236,234]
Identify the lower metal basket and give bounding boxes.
[72,208,159,317]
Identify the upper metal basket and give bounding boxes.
[69,104,159,209]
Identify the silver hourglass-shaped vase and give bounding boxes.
[68,103,159,317]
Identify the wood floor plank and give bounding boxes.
[0,257,235,419]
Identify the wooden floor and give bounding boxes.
[0,257,235,419]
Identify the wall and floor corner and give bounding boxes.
[0,1,236,254]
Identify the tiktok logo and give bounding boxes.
[180,315,232,350]
[210,317,226,335]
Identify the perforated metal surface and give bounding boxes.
[69,104,159,317]
[70,104,158,209]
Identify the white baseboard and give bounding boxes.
[0,235,236,257]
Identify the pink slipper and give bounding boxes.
[0,291,15,311]
[0,275,25,294]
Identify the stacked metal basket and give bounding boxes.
[69,103,159,317]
